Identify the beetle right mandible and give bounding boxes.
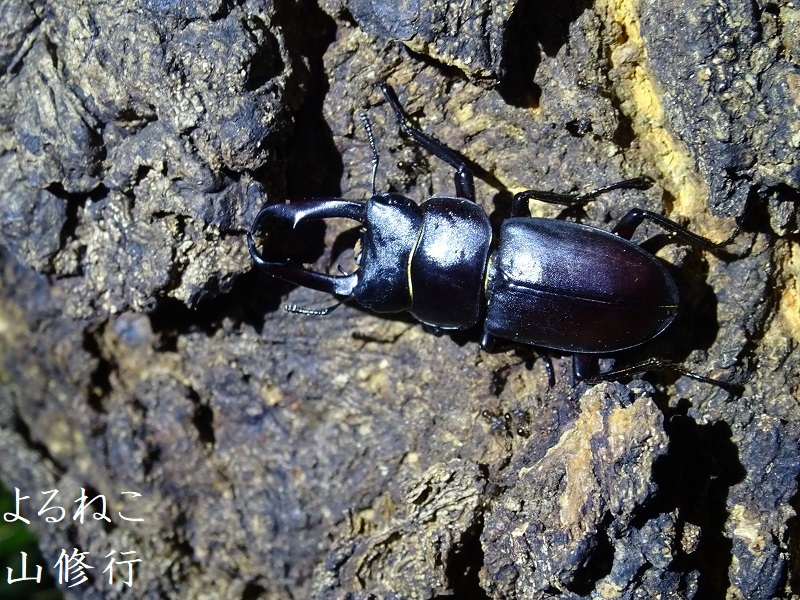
[248,82,738,386]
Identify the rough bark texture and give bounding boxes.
[0,0,798,598]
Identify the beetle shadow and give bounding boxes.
[275,0,341,200]
[148,269,294,349]
[243,5,344,326]
[499,0,594,107]
[643,235,724,350]
[283,91,344,200]
[640,406,746,598]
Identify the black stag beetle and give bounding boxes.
[248,83,739,388]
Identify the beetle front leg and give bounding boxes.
[380,82,476,201]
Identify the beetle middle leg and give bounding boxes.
[611,208,740,247]
[380,83,476,201]
[511,177,652,217]
[512,178,739,248]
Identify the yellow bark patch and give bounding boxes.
[596,0,727,238]
[779,242,800,341]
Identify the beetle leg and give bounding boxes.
[380,82,476,201]
[284,300,346,316]
[511,177,652,217]
[612,208,740,248]
[479,330,502,352]
[572,353,596,381]
[583,357,744,394]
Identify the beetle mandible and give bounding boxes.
[248,83,737,385]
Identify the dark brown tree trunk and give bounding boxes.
[1,0,798,597]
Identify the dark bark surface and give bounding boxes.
[1,0,798,598]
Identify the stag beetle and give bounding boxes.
[248,83,738,386]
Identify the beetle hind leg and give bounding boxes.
[511,179,739,249]
[577,356,744,395]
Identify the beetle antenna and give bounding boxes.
[283,265,353,316]
[359,112,379,196]
[542,354,555,387]
[284,299,348,316]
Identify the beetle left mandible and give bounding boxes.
[248,83,739,388]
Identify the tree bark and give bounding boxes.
[1,0,798,598]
